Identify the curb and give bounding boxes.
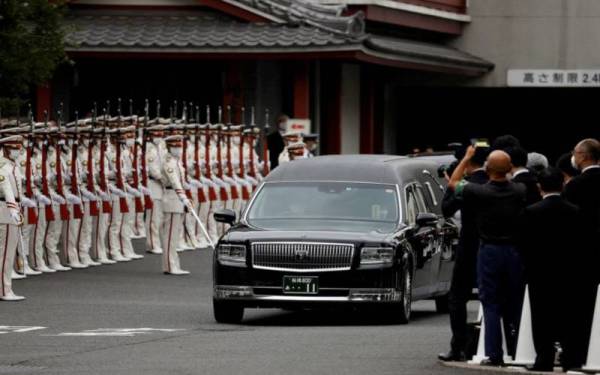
[439,361,589,375]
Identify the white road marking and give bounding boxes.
[0,326,46,334]
[50,328,186,337]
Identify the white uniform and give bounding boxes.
[77,144,101,267]
[16,150,42,275]
[0,155,23,300]
[106,143,131,262]
[121,146,143,259]
[145,140,166,254]
[61,147,86,268]
[43,145,69,271]
[90,143,115,265]
[161,152,188,274]
[31,147,56,272]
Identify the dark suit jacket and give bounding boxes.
[512,169,542,206]
[442,169,489,250]
[564,167,600,237]
[267,131,284,170]
[519,195,581,285]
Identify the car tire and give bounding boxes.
[213,299,244,324]
[384,262,412,324]
[435,295,450,314]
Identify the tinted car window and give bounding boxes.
[247,182,399,233]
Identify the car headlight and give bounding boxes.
[217,244,247,267]
[360,247,394,266]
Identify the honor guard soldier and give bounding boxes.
[278,130,304,165]
[144,123,168,254]
[120,125,144,259]
[161,134,191,275]
[285,141,308,162]
[0,135,28,301]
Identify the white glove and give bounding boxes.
[189,179,202,188]
[81,188,98,201]
[20,197,37,208]
[10,209,22,225]
[36,194,52,206]
[109,184,126,198]
[140,186,151,195]
[98,190,111,200]
[178,195,192,209]
[66,192,82,205]
[182,182,192,190]
[50,192,66,205]
[125,185,142,197]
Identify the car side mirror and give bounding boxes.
[416,212,438,227]
[214,209,236,225]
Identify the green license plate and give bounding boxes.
[283,276,319,295]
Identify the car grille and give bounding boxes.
[251,242,354,272]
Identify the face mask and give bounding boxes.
[152,138,162,145]
[278,123,286,133]
[170,147,182,158]
[571,155,579,170]
[8,149,20,161]
[125,139,135,147]
[309,143,318,152]
[232,137,240,146]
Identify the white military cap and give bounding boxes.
[282,130,302,138]
[0,135,24,146]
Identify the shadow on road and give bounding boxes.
[242,307,442,327]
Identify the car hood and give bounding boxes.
[221,226,397,245]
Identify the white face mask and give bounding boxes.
[170,147,182,158]
[152,138,162,145]
[232,137,240,146]
[125,139,135,147]
[571,155,579,170]
[8,149,20,161]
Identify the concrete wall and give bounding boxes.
[340,64,361,154]
[453,0,600,86]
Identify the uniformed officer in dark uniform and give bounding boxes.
[448,146,526,367]
[439,146,490,362]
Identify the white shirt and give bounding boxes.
[582,165,600,173]
[542,193,561,199]
[512,168,529,178]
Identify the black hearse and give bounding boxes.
[213,155,458,324]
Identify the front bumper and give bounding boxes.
[214,285,402,307]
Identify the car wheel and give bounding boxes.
[213,299,244,324]
[384,262,412,324]
[435,295,450,314]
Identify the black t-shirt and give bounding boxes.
[458,180,526,244]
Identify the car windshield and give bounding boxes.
[246,181,400,233]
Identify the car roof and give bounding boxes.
[266,155,441,185]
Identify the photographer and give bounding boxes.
[448,144,526,367]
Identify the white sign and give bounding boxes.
[508,69,600,87]
[51,328,185,337]
[286,119,311,135]
[0,326,46,334]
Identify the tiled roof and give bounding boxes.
[65,13,358,51]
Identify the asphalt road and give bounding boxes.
[0,239,492,375]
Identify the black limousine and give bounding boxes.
[212,155,458,324]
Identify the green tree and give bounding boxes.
[0,0,67,117]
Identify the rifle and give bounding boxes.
[141,100,153,209]
[87,106,100,217]
[70,112,84,219]
[193,106,207,204]
[24,107,38,224]
[225,106,239,201]
[181,103,193,201]
[130,100,144,213]
[204,106,218,202]
[41,111,55,221]
[100,109,112,213]
[215,107,228,202]
[238,107,250,200]
[56,106,70,221]
[115,99,129,214]
[247,107,257,180]
[262,109,270,176]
